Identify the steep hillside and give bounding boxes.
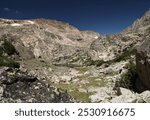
[123,9,150,34]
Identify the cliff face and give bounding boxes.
[0,9,150,103]
[136,33,150,92]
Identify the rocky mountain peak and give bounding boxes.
[123,9,150,34]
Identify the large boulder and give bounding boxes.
[136,35,150,92]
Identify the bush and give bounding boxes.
[0,57,20,68]
[89,60,106,67]
[115,61,137,91]
[2,40,16,55]
[111,49,135,63]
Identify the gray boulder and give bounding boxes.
[136,35,150,92]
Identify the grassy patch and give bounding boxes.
[75,67,89,74]
[53,83,93,102]
[70,90,93,103]
[87,77,106,87]
[53,74,107,102]
[19,59,47,68]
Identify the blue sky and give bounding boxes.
[0,0,150,34]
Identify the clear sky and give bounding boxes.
[0,0,150,34]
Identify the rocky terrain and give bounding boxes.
[0,9,150,103]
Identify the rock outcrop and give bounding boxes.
[122,9,150,93]
[136,35,150,92]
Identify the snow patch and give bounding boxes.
[94,36,98,39]
[27,20,35,24]
[11,23,22,27]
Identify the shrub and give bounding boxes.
[111,49,135,63]
[0,57,20,68]
[89,60,106,67]
[2,40,16,55]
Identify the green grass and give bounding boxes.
[54,83,93,102]
[19,59,47,68]
[87,77,106,87]
[53,73,107,102]
[75,66,90,74]
[70,90,93,103]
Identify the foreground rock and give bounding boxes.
[89,87,150,103]
[0,67,73,103]
[110,87,150,103]
[136,35,150,92]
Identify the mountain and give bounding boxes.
[0,9,150,103]
[123,9,150,34]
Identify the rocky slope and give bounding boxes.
[0,9,150,103]
[0,35,73,103]
[0,67,73,103]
